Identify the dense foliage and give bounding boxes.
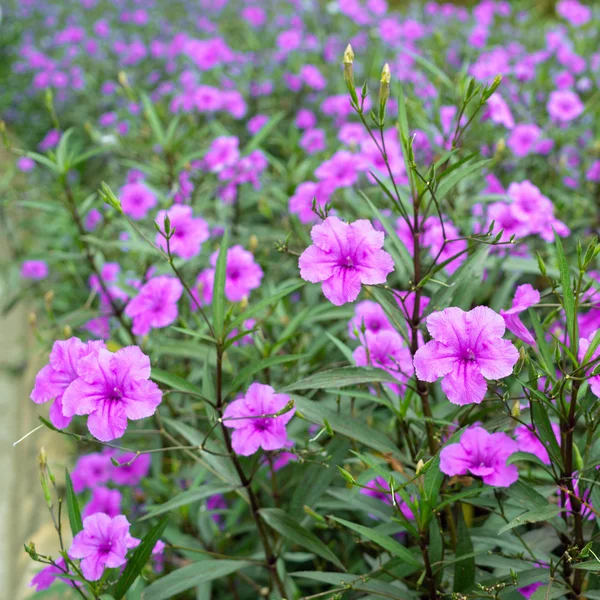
[3,0,600,599]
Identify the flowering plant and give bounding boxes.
[3,0,600,599]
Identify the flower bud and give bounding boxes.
[379,63,391,120]
[342,44,358,106]
[249,234,258,252]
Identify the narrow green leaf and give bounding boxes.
[141,93,165,145]
[227,281,305,333]
[529,309,555,377]
[259,508,346,571]
[497,505,562,535]
[530,400,563,469]
[212,229,229,340]
[453,509,475,593]
[140,484,239,520]
[113,516,169,599]
[554,231,577,348]
[402,48,453,89]
[228,354,305,392]
[142,560,252,600]
[65,468,83,535]
[280,366,398,392]
[329,516,420,567]
[151,367,206,397]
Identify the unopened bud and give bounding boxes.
[239,295,249,311]
[99,182,123,214]
[63,325,72,338]
[38,448,53,509]
[338,466,355,484]
[342,44,358,106]
[416,458,425,475]
[249,234,258,252]
[24,542,38,561]
[495,138,506,154]
[378,63,391,122]
[44,290,54,306]
[118,71,129,89]
[511,400,521,418]
[28,312,37,327]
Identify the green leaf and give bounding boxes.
[508,479,550,509]
[243,111,285,152]
[402,48,453,89]
[529,309,555,377]
[151,367,206,397]
[574,562,600,571]
[427,244,490,314]
[212,229,229,341]
[113,516,169,599]
[65,468,83,536]
[227,354,305,392]
[583,328,600,365]
[293,395,402,456]
[141,93,165,145]
[227,281,305,333]
[530,400,563,469]
[453,509,475,593]
[259,508,346,571]
[435,158,491,203]
[280,366,399,392]
[142,560,252,600]
[329,516,420,567]
[140,484,240,520]
[554,231,577,348]
[497,505,562,535]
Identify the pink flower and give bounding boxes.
[223,383,294,456]
[500,284,540,345]
[193,245,263,305]
[82,486,122,519]
[107,450,152,485]
[296,109,316,129]
[155,205,210,259]
[515,423,560,465]
[360,476,415,520]
[414,307,519,406]
[71,452,113,492]
[299,217,394,306]
[62,346,163,441]
[556,0,591,26]
[579,330,600,398]
[348,300,393,339]
[68,513,139,581]
[120,182,157,220]
[288,181,333,224]
[547,90,584,123]
[440,426,518,487]
[125,275,183,335]
[300,64,327,90]
[204,136,239,173]
[17,156,35,172]
[314,150,365,190]
[353,330,414,393]
[507,124,541,157]
[30,558,75,591]
[300,128,326,154]
[30,338,106,430]
[247,114,269,134]
[482,93,514,129]
[21,260,49,280]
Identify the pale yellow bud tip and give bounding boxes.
[343,44,354,65]
[381,63,391,84]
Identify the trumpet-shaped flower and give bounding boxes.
[299,217,394,306]
[440,426,518,487]
[68,513,139,581]
[223,383,294,456]
[62,346,162,441]
[30,338,105,429]
[82,486,122,519]
[155,205,210,259]
[500,284,540,345]
[125,275,183,336]
[414,306,519,405]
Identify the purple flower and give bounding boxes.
[247,115,269,134]
[83,486,122,519]
[296,109,316,129]
[39,129,61,151]
[30,338,105,430]
[314,150,365,190]
[155,205,210,259]
[21,260,49,280]
[360,476,415,521]
[579,330,600,398]
[348,300,394,339]
[125,275,183,335]
[62,346,163,441]
[482,93,514,129]
[500,284,540,345]
[207,493,227,527]
[556,0,591,26]
[300,128,327,155]
[289,180,333,224]
[414,307,519,406]
[71,452,113,493]
[120,182,157,220]
[440,426,518,487]
[30,558,75,591]
[85,208,102,231]
[515,423,560,465]
[17,156,35,172]
[353,331,413,394]
[223,383,294,456]
[68,513,139,581]
[108,450,152,485]
[547,90,584,123]
[507,124,541,157]
[299,217,394,306]
[204,136,239,173]
[194,245,263,305]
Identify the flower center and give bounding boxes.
[464,348,477,362]
[109,387,123,402]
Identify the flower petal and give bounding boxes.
[441,361,488,405]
